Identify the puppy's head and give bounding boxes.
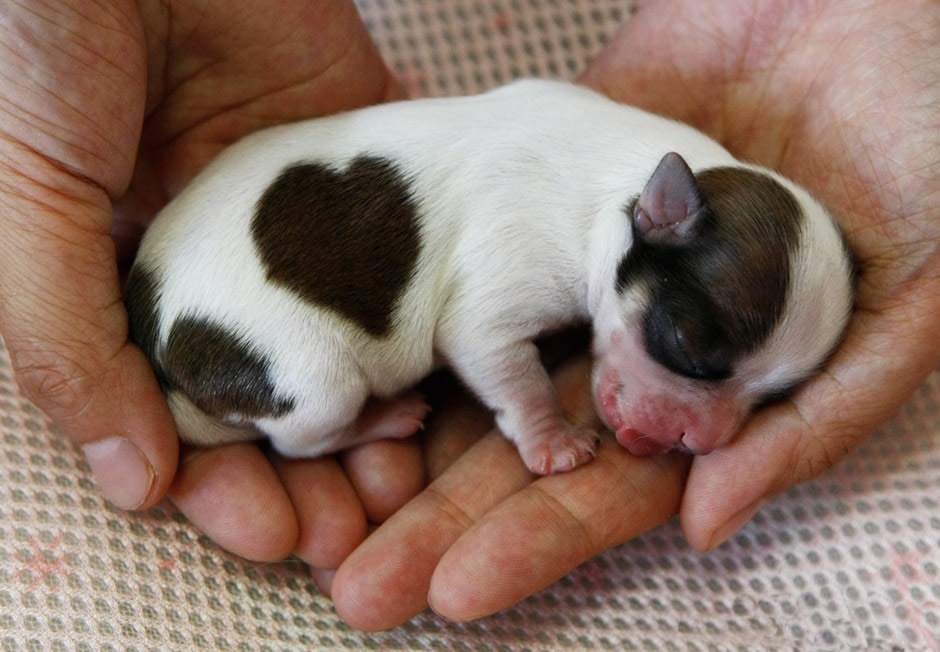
[593,152,854,456]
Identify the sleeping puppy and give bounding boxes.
[124,80,855,474]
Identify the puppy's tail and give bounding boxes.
[167,391,261,447]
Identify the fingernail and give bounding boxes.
[428,595,476,624]
[707,499,764,551]
[308,567,336,598]
[427,598,462,623]
[82,437,156,510]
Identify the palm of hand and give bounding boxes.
[113,0,394,263]
[581,0,938,548]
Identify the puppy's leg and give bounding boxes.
[258,364,430,458]
[350,391,431,443]
[449,339,599,474]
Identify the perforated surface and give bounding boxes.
[2,0,938,649]
[357,0,633,97]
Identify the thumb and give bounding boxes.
[0,143,178,510]
[681,276,940,550]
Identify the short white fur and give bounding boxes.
[133,80,854,473]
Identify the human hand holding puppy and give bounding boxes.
[0,0,936,633]
[327,0,939,628]
[0,0,412,563]
[125,78,852,475]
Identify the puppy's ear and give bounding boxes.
[634,152,706,245]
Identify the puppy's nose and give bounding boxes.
[615,427,674,456]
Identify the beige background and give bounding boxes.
[2,0,938,649]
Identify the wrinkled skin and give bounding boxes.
[0,0,936,631]
[0,0,411,562]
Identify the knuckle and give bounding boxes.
[10,345,94,422]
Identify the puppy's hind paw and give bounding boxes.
[355,390,431,441]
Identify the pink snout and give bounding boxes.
[607,395,742,457]
[615,426,720,456]
[592,342,745,458]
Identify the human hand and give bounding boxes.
[325,0,939,628]
[0,0,418,564]
[580,0,939,551]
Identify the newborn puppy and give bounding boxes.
[125,80,855,474]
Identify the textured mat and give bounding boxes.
[2,0,939,649]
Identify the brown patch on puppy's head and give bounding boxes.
[599,153,852,456]
[618,154,803,389]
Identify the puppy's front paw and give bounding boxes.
[518,425,600,475]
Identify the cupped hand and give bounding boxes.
[328,0,939,629]
[0,0,418,563]
[581,0,939,550]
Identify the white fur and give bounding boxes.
[134,80,853,471]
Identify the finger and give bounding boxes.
[326,375,502,629]
[308,519,383,599]
[284,376,489,571]
[681,273,940,551]
[340,437,426,523]
[329,364,548,631]
[331,431,534,631]
[331,356,684,630]
[427,443,689,622]
[168,443,298,561]
[0,3,180,510]
[309,568,337,598]
[0,149,178,511]
[273,454,367,569]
